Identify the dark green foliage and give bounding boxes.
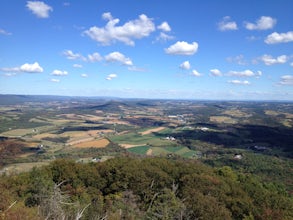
[0,157,292,219]
[42,136,70,143]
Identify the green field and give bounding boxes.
[127,145,151,154]
[109,131,176,147]
[152,146,198,158]
[126,145,198,158]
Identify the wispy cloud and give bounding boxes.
[155,32,174,42]
[87,52,103,62]
[226,55,247,65]
[0,28,12,35]
[73,64,83,68]
[227,69,260,77]
[64,50,102,62]
[279,75,293,85]
[51,70,68,76]
[128,66,146,72]
[106,73,117,80]
[63,50,86,61]
[228,80,250,85]
[50,78,60,83]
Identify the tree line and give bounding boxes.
[0,157,292,219]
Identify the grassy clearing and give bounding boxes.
[0,128,37,137]
[148,146,198,158]
[109,132,173,146]
[222,109,251,118]
[1,124,62,137]
[210,116,237,124]
[127,146,151,155]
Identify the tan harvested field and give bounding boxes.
[265,110,280,116]
[284,113,293,119]
[72,138,110,148]
[146,148,153,156]
[140,127,166,135]
[210,116,237,124]
[110,119,131,125]
[67,137,95,146]
[223,109,251,118]
[87,129,113,135]
[62,113,104,121]
[265,110,293,119]
[120,144,146,149]
[25,141,40,147]
[33,133,56,139]
[282,119,292,127]
[63,130,113,143]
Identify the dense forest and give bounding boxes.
[1,157,292,220]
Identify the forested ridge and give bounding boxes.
[0,157,292,220]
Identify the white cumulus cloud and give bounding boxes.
[218,16,238,31]
[157,22,171,32]
[228,80,250,85]
[210,69,222,76]
[265,31,293,44]
[106,73,117,80]
[165,41,198,55]
[191,69,202,77]
[84,12,155,46]
[260,54,289,65]
[279,75,293,85]
[51,70,68,76]
[105,52,133,66]
[245,16,276,30]
[26,1,53,18]
[180,61,191,70]
[1,62,44,73]
[81,73,88,78]
[20,62,43,73]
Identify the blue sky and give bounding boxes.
[0,0,293,100]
